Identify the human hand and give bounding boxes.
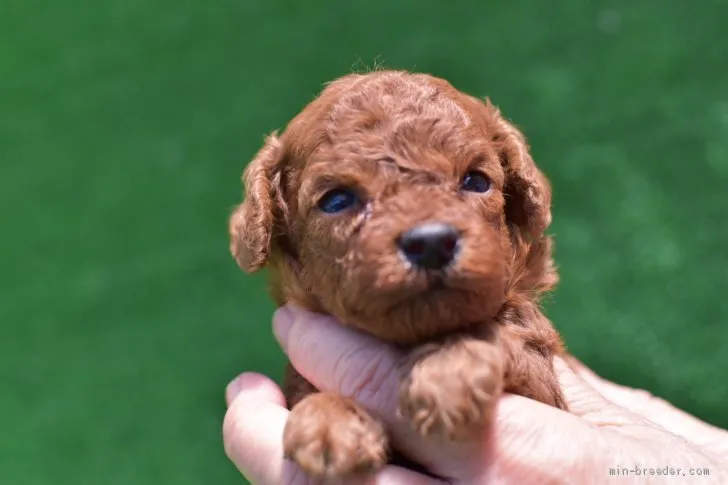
[223,305,728,484]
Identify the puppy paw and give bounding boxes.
[283,391,388,482]
[398,339,504,441]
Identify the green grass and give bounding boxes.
[2,1,727,483]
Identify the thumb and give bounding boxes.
[552,356,669,438]
[273,304,402,412]
[565,356,728,451]
[552,356,624,421]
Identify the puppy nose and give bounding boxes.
[397,223,460,270]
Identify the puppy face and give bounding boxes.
[230,71,553,344]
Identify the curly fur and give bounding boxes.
[229,70,568,481]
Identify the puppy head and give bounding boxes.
[230,71,553,344]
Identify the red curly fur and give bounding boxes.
[229,70,568,481]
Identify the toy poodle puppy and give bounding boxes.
[229,69,568,482]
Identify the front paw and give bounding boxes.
[398,340,504,441]
[283,392,388,482]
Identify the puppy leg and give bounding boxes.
[282,364,389,482]
[499,323,568,410]
[398,331,504,441]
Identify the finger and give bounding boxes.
[275,305,485,475]
[563,354,648,403]
[487,393,724,484]
[226,372,286,408]
[273,305,569,480]
[564,356,728,449]
[479,392,608,484]
[223,373,445,485]
[562,354,659,409]
[223,373,297,484]
[551,356,637,427]
[273,305,402,407]
[272,306,410,437]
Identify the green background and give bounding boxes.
[2,1,727,484]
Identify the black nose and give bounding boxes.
[397,223,460,270]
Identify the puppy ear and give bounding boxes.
[229,132,284,272]
[484,99,552,238]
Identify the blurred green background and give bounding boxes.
[2,0,728,483]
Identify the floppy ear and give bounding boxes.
[229,132,284,272]
[483,99,552,238]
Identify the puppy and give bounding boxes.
[229,70,568,481]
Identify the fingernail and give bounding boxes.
[273,305,296,352]
[225,376,243,406]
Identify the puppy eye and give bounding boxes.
[317,188,361,214]
[460,171,491,193]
